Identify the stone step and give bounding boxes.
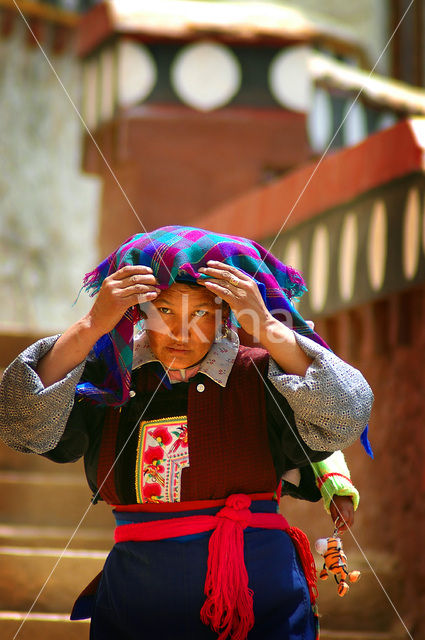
[0,612,89,640]
[0,546,107,613]
[0,523,114,550]
[320,631,408,640]
[0,470,113,528]
[0,441,83,475]
[0,545,403,630]
[0,616,406,640]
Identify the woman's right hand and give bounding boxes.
[87,265,160,336]
[36,265,160,387]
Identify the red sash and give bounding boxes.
[114,494,318,640]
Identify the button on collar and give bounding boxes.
[196,383,205,393]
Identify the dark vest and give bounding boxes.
[97,345,278,504]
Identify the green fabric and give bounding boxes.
[311,451,360,514]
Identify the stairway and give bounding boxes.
[0,441,112,640]
[0,440,411,640]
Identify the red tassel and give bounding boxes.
[288,526,318,604]
[200,495,255,640]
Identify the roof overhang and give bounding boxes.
[77,0,364,58]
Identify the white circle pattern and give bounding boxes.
[338,213,358,301]
[367,200,387,291]
[403,188,420,281]
[170,41,241,111]
[117,40,157,107]
[269,46,312,113]
[309,225,330,313]
[307,88,333,153]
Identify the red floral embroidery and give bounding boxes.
[152,426,173,447]
[143,483,163,503]
[144,446,165,484]
[144,445,165,466]
[135,417,190,503]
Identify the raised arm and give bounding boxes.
[198,261,373,452]
[37,265,159,387]
[0,265,159,453]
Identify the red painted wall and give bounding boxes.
[83,107,310,256]
[282,290,425,636]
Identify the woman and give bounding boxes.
[0,226,372,639]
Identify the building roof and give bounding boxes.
[0,0,79,27]
[311,52,425,115]
[78,0,364,57]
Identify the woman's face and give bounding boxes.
[145,283,224,369]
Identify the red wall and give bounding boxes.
[83,107,310,257]
[286,287,425,635]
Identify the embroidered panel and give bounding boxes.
[135,415,189,503]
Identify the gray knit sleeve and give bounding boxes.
[0,336,86,454]
[267,332,373,452]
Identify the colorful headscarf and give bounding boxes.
[77,225,372,456]
[77,225,326,404]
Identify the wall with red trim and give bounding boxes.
[279,287,425,636]
[196,118,425,239]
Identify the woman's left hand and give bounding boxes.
[330,495,355,534]
[198,261,272,339]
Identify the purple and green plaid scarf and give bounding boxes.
[77,225,372,456]
[77,225,325,404]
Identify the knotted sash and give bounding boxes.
[114,494,318,640]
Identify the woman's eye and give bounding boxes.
[194,310,208,317]
[158,307,171,314]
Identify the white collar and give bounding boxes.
[132,329,240,387]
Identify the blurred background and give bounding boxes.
[0,1,424,638]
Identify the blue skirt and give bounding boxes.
[89,503,318,640]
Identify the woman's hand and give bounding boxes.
[330,495,355,534]
[87,265,160,336]
[198,261,272,340]
[36,265,159,388]
[198,260,312,376]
